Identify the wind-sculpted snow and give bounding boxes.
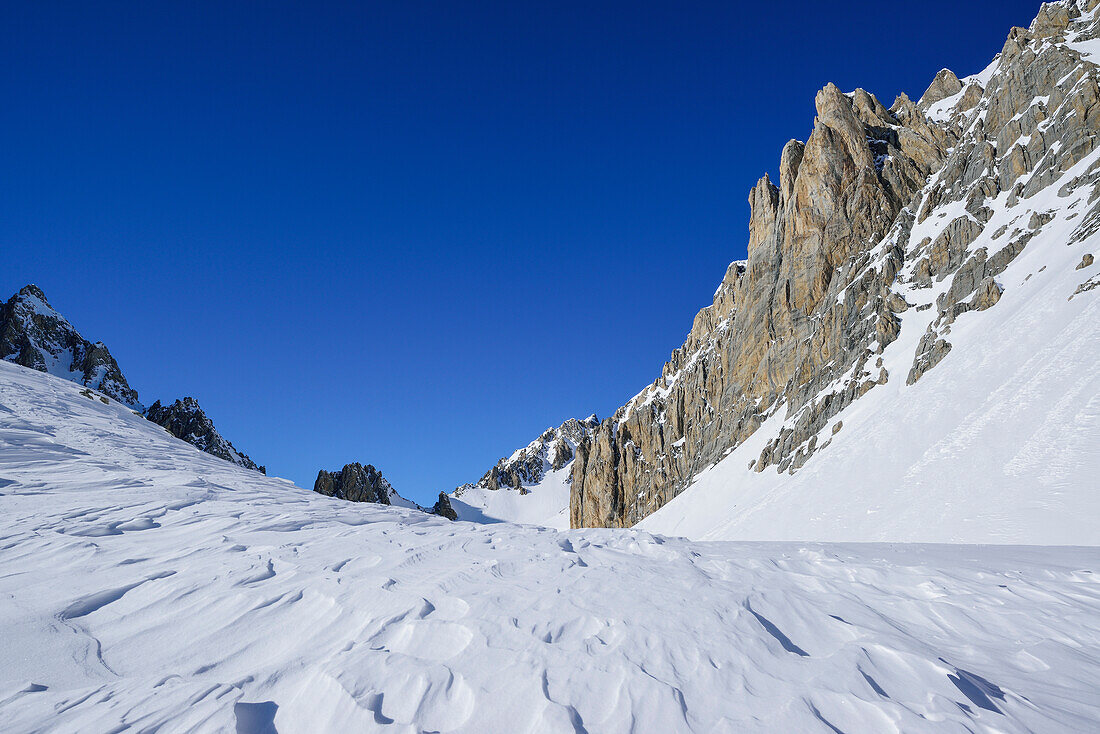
[1,361,1098,732]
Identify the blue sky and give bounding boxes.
[3,0,1041,504]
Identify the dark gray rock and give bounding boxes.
[431,492,458,521]
[0,285,141,408]
[314,463,393,504]
[146,397,265,473]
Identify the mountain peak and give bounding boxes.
[918,68,963,107]
[448,414,599,528]
[17,284,49,303]
[571,0,1100,531]
[0,285,141,409]
[1,285,269,473]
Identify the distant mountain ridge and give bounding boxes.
[0,284,265,473]
[448,415,598,528]
[313,462,457,520]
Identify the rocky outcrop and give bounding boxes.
[431,492,458,520]
[454,415,598,496]
[571,1,1100,529]
[314,463,395,504]
[146,398,265,473]
[0,285,141,408]
[314,462,449,517]
[571,81,947,528]
[918,69,963,107]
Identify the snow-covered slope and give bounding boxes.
[641,149,1100,544]
[0,284,267,472]
[451,466,573,528]
[450,416,597,529]
[3,360,1098,732]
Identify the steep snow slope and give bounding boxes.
[450,417,596,528]
[2,360,1099,733]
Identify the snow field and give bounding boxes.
[1,361,1099,732]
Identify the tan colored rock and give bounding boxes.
[958,83,983,113]
[971,277,1003,311]
[571,80,944,528]
[907,337,952,386]
[571,1,1100,529]
[919,69,962,108]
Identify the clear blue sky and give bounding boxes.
[3,1,1040,504]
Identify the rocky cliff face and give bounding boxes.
[0,285,142,408]
[146,397,266,473]
[571,0,1100,528]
